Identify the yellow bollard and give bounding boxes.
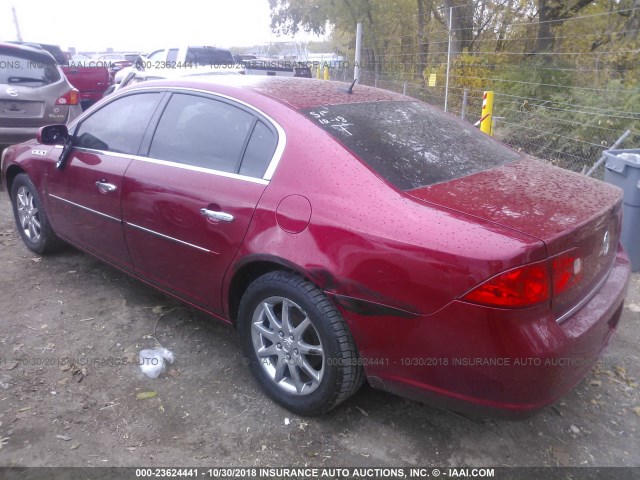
[323,65,330,81]
[480,91,494,136]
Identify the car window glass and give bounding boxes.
[149,94,254,172]
[303,101,522,190]
[185,48,235,66]
[75,93,161,154]
[239,121,277,178]
[0,54,60,86]
[167,49,179,63]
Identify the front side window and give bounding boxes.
[148,94,255,173]
[75,93,162,154]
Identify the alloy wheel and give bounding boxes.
[251,296,325,395]
[16,186,42,243]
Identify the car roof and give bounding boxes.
[132,75,408,110]
[0,42,58,65]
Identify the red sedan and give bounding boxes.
[0,76,630,417]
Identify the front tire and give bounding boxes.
[11,173,62,254]
[238,271,363,415]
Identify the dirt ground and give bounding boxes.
[0,195,639,468]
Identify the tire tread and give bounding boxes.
[240,271,363,414]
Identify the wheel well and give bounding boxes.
[5,165,25,194]
[228,261,296,323]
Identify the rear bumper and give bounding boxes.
[339,247,631,418]
[0,105,82,145]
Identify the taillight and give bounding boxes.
[462,261,550,308]
[55,89,80,105]
[551,248,583,296]
[462,249,584,308]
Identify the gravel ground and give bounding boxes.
[0,195,639,468]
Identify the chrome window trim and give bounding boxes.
[48,194,121,223]
[66,85,287,182]
[556,267,612,324]
[52,147,268,185]
[131,156,269,185]
[126,222,216,255]
[62,146,138,160]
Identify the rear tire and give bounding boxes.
[238,271,363,415]
[10,174,63,254]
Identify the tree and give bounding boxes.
[534,0,596,53]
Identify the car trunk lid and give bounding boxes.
[0,84,69,127]
[407,158,623,319]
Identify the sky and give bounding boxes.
[0,0,324,53]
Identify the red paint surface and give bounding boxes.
[2,76,630,417]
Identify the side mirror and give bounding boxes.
[40,123,79,171]
[37,125,69,145]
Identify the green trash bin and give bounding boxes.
[604,149,640,272]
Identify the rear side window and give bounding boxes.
[240,121,277,178]
[303,101,521,190]
[75,93,162,154]
[149,93,255,172]
[0,53,60,87]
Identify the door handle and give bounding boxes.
[200,208,234,223]
[95,181,117,194]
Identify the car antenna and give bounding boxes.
[339,78,357,94]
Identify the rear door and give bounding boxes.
[122,91,279,314]
[46,92,164,270]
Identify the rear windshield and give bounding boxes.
[304,101,521,190]
[186,48,235,66]
[0,53,60,87]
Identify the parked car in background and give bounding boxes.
[1,76,630,418]
[103,65,242,97]
[63,56,111,110]
[0,42,82,147]
[144,46,236,67]
[242,58,312,78]
[93,52,140,82]
[113,46,242,87]
[8,42,110,111]
[6,42,70,64]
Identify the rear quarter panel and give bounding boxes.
[222,98,547,317]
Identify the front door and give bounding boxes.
[46,92,164,271]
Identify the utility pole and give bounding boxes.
[12,6,23,42]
